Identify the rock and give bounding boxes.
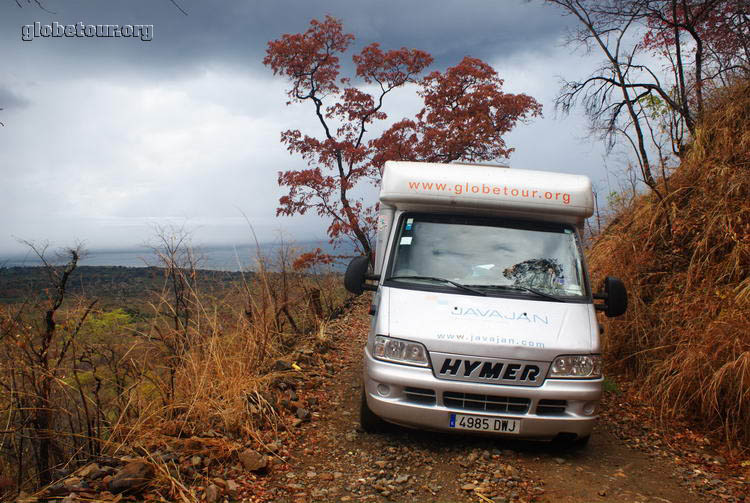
[63,477,82,490]
[272,360,293,372]
[345,432,357,442]
[374,460,387,468]
[462,483,476,491]
[205,484,221,503]
[77,463,102,479]
[108,460,154,494]
[321,472,334,481]
[61,494,78,503]
[306,471,317,479]
[191,455,202,467]
[266,442,281,453]
[158,451,179,463]
[296,407,311,421]
[553,457,566,464]
[225,479,240,496]
[47,483,68,497]
[238,448,268,472]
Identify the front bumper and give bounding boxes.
[364,348,601,439]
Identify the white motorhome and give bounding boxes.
[345,161,627,445]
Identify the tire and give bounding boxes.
[552,433,590,451]
[360,389,390,433]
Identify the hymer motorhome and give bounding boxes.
[344,161,627,445]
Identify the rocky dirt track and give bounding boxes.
[258,299,747,503]
[26,299,746,503]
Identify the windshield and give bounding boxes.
[386,214,588,300]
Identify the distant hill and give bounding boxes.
[0,266,248,308]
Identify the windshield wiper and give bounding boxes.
[388,276,486,296]
[465,284,565,302]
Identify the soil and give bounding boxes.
[259,299,748,503]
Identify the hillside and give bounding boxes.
[0,266,247,309]
[588,80,750,446]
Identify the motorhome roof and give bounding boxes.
[380,161,594,225]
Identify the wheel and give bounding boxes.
[552,433,590,451]
[360,389,390,433]
[572,434,590,449]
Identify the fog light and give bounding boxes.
[376,384,390,396]
[583,401,598,416]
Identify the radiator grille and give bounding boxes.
[403,387,436,405]
[443,392,530,414]
[536,399,568,416]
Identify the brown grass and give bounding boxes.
[0,241,347,497]
[588,80,750,447]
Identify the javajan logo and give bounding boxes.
[451,306,549,324]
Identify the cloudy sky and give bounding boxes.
[0,0,617,257]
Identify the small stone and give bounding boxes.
[462,483,476,491]
[225,479,240,496]
[553,457,566,464]
[108,460,154,494]
[266,442,281,453]
[374,460,387,468]
[63,477,82,490]
[345,433,357,441]
[77,463,101,479]
[191,455,202,467]
[321,472,334,481]
[238,448,268,472]
[272,360,293,371]
[205,484,221,503]
[306,471,317,479]
[296,408,311,421]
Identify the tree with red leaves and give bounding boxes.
[264,16,541,260]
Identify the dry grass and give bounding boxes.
[588,80,750,447]
[0,242,347,496]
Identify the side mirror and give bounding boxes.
[594,276,628,318]
[344,256,378,295]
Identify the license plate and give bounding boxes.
[449,413,521,434]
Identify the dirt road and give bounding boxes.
[260,301,738,503]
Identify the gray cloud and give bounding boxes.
[3,0,574,73]
[0,86,29,111]
[0,0,612,256]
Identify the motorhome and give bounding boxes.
[344,161,627,445]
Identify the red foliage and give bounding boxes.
[292,248,340,271]
[264,16,541,256]
[641,0,749,100]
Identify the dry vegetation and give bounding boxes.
[0,238,347,499]
[588,80,750,447]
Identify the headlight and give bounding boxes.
[549,355,602,378]
[373,336,429,367]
